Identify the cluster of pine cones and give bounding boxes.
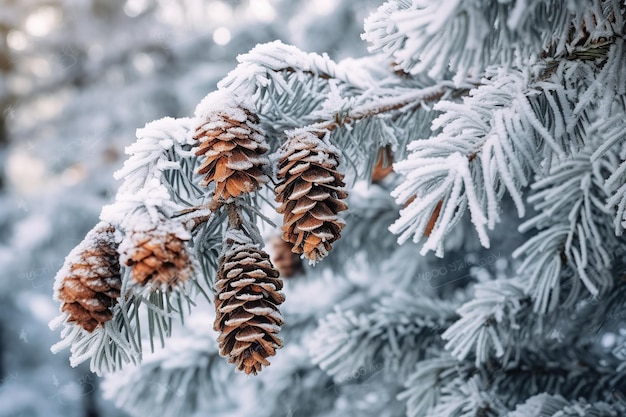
[55,93,351,375]
[192,96,349,373]
[56,221,194,332]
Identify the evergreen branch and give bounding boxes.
[425,374,509,417]
[388,35,623,257]
[100,117,203,229]
[317,183,401,278]
[401,346,626,417]
[508,394,626,417]
[309,292,458,383]
[315,84,448,131]
[390,68,551,256]
[591,113,626,236]
[362,0,590,85]
[217,41,372,138]
[488,346,626,409]
[398,356,465,417]
[441,278,531,366]
[102,316,233,417]
[513,143,620,311]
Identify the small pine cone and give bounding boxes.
[270,236,304,278]
[120,222,193,289]
[275,130,348,262]
[56,223,122,332]
[371,145,394,183]
[214,231,285,375]
[193,93,270,206]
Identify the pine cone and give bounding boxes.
[270,235,304,278]
[56,223,122,332]
[120,222,193,289]
[194,94,270,206]
[214,231,285,375]
[275,130,348,262]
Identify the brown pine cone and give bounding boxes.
[270,235,304,278]
[56,223,122,332]
[214,231,285,375]
[275,130,348,262]
[120,222,193,289]
[193,94,270,206]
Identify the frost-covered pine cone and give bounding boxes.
[275,129,348,262]
[55,223,122,332]
[214,230,285,375]
[193,92,270,206]
[120,221,193,289]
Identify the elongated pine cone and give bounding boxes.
[275,130,348,262]
[55,223,122,332]
[214,230,285,375]
[193,92,270,206]
[120,222,193,289]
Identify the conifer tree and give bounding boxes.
[49,1,626,416]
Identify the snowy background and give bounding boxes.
[0,1,378,416]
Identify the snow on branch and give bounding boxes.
[101,117,202,228]
[309,292,458,383]
[441,278,530,366]
[397,356,463,417]
[592,112,626,236]
[390,68,556,256]
[217,41,372,136]
[425,374,508,417]
[508,393,626,417]
[514,144,620,312]
[102,315,233,417]
[362,0,584,85]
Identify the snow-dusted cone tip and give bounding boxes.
[275,130,348,262]
[120,221,193,289]
[193,92,270,206]
[214,230,285,375]
[54,223,122,332]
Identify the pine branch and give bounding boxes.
[508,394,626,417]
[217,40,371,138]
[390,67,556,256]
[388,31,625,257]
[362,0,593,85]
[441,278,533,366]
[425,374,508,417]
[400,347,626,417]
[398,356,465,417]
[100,117,203,229]
[513,142,621,312]
[309,292,458,383]
[101,315,232,417]
[314,182,401,278]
